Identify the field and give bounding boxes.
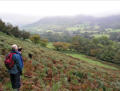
[106,29,120,33]
[0,32,120,91]
[47,42,55,49]
[66,53,118,70]
[47,42,119,70]
[93,34,110,38]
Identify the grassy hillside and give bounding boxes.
[47,42,119,69]
[66,53,118,70]
[0,32,120,91]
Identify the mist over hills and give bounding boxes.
[22,14,120,31]
[0,13,40,26]
[23,15,95,26]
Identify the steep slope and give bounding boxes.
[0,32,120,91]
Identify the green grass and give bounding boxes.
[4,82,12,91]
[80,30,98,33]
[107,29,120,33]
[0,32,120,90]
[66,53,118,70]
[47,42,55,49]
[66,27,83,31]
[47,42,118,70]
[93,34,109,38]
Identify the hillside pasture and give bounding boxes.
[0,32,120,91]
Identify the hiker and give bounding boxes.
[5,44,23,91]
[18,47,24,70]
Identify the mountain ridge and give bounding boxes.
[22,14,120,30]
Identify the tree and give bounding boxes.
[109,32,120,42]
[0,19,30,39]
[21,31,30,39]
[53,42,71,51]
[40,39,48,47]
[30,34,41,44]
[53,42,62,51]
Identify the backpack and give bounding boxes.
[5,53,16,69]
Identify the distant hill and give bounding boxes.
[22,15,120,33]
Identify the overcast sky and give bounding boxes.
[0,1,120,26]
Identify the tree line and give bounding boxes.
[0,19,30,39]
[0,19,48,47]
[53,36,120,65]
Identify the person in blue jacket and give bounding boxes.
[18,47,24,70]
[7,44,23,91]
